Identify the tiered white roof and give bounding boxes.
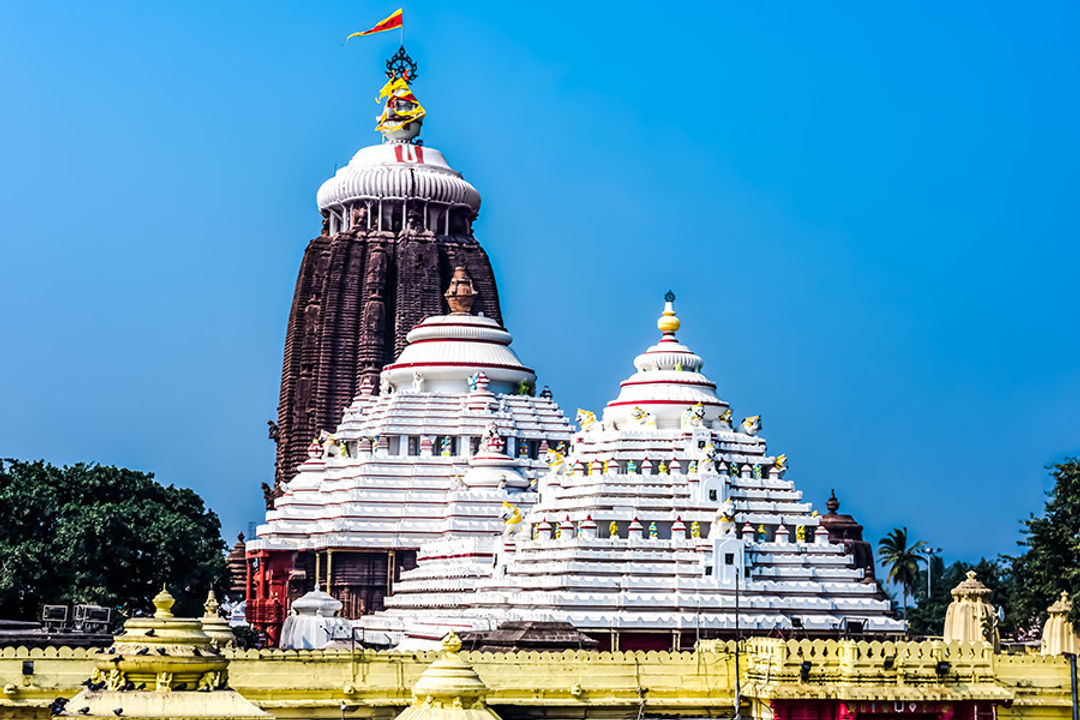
[317,143,481,215]
[248,297,574,554]
[358,296,903,646]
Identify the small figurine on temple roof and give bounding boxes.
[440,437,452,457]
[675,362,683,372]
[481,422,505,454]
[757,524,767,541]
[691,520,701,538]
[318,430,340,459]
[467,372,481,392]
[629,406,657,428]
[658,460,669,474]
[752,464,763,479]
[719,408,733,429]
[545,447,566,469]
[648,521,658,539]
[576,408,599,432]
[411,370,425,392]
[603,457,613,474]
[627,458,638,474]
[501,502,523,535]
[688,459,698,474]
[498,476,507,491]
[796,525,807,542]
[554,523,561,539]
[609,520,619,538]
[774,454,788,472]
[741,415,762,436]
[698,442,717,472]
[518,440,529,457]
[556,441,568,454]
[451,474,466,490]
[680,402,706,431]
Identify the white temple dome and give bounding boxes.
[382,314,535,394]
[604,294,728,430]
[316,143,481,213]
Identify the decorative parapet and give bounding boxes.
[740,638,1012,706]
[2,641,1078,720]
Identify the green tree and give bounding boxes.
[0,459,228,621]
[907,557,1013,637]
[878,527,927,615]
[1005,458,1080,634]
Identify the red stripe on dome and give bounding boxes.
[643,348,697,355]
[619,378,716,389]
[411,321,508,331]
[606,400,726,408]
[384,361,535,373]
[407,337,511,347]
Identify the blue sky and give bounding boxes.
[1,2,1078,567]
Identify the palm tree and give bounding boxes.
[878,527,928,615]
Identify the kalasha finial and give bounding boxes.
[657,291,680,333]
[203,589,220,618]
[826,489,840,514]
[442,629,463,655]
[153,585,176,619]
[445,266,478,314]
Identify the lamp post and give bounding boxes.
[919,546,942,600]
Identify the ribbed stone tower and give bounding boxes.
[272,55,502,495]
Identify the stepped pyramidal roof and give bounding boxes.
[356,295,903,648]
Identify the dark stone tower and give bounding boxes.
[270,66,502,498]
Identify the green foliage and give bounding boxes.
[1004,457,1080,634]
[515,380,535,396]
[231,624,260,649]
[877,526,927,614]
[907,557,1013,636]
[0,459,228,621]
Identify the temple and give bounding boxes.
[272,51,503,494]
[356,296,902,649]
[248,267,573,643]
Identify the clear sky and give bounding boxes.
[1,2,1078,567]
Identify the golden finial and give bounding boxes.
[657,290,680,333]
[442,629,463,655]
[203,589,220,618]
[153,584,176,619]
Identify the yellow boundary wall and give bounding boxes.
[0,640,1072,720]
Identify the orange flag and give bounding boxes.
[345,9,403,41]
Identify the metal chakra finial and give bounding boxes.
[385,45,419,81]
[664,290,675,303]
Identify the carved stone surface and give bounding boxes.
[273,225,502,488]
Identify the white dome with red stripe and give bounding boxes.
[382,314,535,395]
[604,293,728,430]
